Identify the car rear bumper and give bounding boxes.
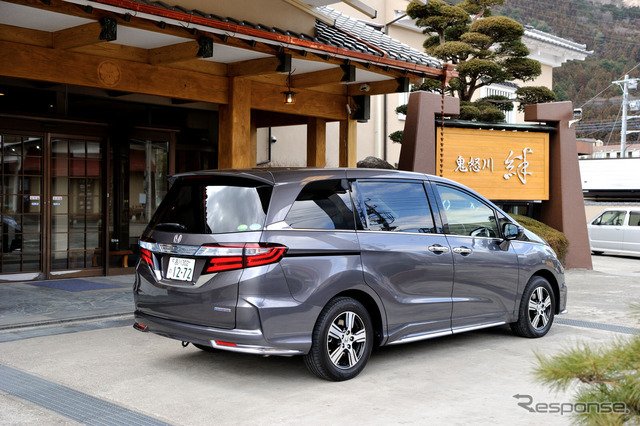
[133,311,305,356]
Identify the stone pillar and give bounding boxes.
[525,102,592,269]
[398,91,460,174]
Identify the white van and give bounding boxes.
[588,209,640,256]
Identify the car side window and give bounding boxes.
[629,212,640,227]
[593,211,626,226]
[435,184,499,238]
[353,180,435,233]
[284,179,356,230]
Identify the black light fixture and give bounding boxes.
[281,70,297,105]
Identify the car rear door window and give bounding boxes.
[353,181,435,233]
[435,184,499,237]
[284,179,356,230]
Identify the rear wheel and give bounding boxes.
[511,276,555,338]
[591,250,604,255]
[304,297,373,381]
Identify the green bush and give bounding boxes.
[512,214,569,266]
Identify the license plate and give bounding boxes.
[166,257,195,281]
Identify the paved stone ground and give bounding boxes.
[0,275,134,330]
[0,255,638,425]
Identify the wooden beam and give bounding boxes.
[218,77,252,169]
[53,22,106,50]
[148,40,201,66]
[0,23,52,47]
[250,80,347,121]
[0,40,228,104]
[228,53,291,77]
[339,118,358,168]
[307,117,327,167]
[346,77,410,96]
[2,0,446,83]
[72,42,149,63]
[148,37,212,66]
[166,60,227,77]
[292,65,356,89]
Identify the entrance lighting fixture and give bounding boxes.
[282,70,297,105]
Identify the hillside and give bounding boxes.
[494,0,640,144]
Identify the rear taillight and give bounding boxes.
[244,244,287,268]
[200,243,287,273]
[140,248,153,266]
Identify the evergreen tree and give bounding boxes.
[534,306,640,424]
[392,0,554,141]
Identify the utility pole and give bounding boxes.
[613,74,639,157]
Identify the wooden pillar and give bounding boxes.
[218,77,251,169]
[250,121,257,167]
[525,102,592,270]
[339,118,357,168]
[307,117,326,167]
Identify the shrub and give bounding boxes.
[512,214,569,265]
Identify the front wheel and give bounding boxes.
[304,297,373,381]
[510,276,555,338]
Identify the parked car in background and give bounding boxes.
[133,168,566,381]
[588,208,640,256]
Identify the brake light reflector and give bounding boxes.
[215,340,237,347]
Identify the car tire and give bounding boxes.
[591,250,603,255]
[304,297,373,381]
[510,276,555,338]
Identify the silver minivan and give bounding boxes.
[588,208,640,256]
[133,168,566,381]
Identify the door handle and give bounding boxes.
[453,247,472,256]
[428,244,450,254]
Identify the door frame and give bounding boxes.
[105,127,176,276]
[45,132,107,279]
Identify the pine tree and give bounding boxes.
[534,306,640,424]
[392,0,555,144]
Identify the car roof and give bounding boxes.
[171,168,434,185]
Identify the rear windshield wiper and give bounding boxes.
[154,223,188,231]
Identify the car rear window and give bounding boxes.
[148,176,272,234]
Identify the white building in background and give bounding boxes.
[260,1,592,168]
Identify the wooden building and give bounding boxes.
[0,0,453,280]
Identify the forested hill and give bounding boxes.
[494,0,640,143]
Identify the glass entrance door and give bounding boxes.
[0,134,43,275]
[106,134,169,272]
[50,138,103,273]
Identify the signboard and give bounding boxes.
[438,127,549,200]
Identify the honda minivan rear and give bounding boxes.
[135,171,282,332]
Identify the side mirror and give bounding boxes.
[502,223,521,240]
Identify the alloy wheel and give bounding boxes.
[326,311,367,370]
